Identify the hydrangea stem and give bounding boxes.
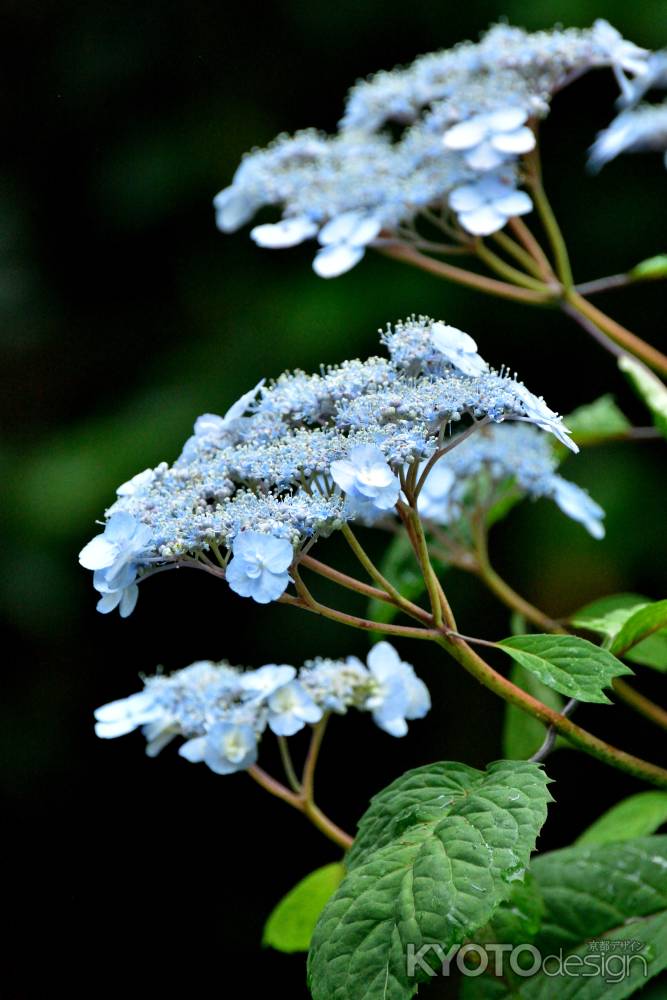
[471,522,667,731]
[379,242,555,305]
[564,289,667,377]
[437,634,667,788]
[247,764,353,850]
[524,146,573,288]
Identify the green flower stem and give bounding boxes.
[296,553,432,626]
[302,716,329,805]
[524,146,573,288]
[277,736,302,793]
[287,571,438,641]
[379,242,555,305]
[413,418,488,501]
[564,289,667,378]
[507,217,555,282]
[436,633,667,788]
[341,524,405,604]
[491,229,550,281]
[471,525,667,732]
[473,238,554,293]
[397,502,457,630]
[575,273,634,296]
[247,764,353,850]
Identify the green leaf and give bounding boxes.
[307,760,552,1000]
[570,593,649,639]
[502,664,566,760]
[564,395,631,447]
[497,634,633,704]
[619,355,667,439]
[520,910,667,1000]
[571,594,667,671]
[461,837,667,999]
[611,600,667,658]
[630,253,667,281]
[529,836,667,953]
[576,792,667,847]
[262,862,345,953]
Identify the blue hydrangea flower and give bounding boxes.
[443,106,535,172]
[449,174,533,236]
[550,477,605,539]
[589,102,667,171]
[417,461,456,521]
[267,680,323,736]
[331,444,400,517]
[430,322,489,376]
[79,511,152,617]
[198,720,259,774]
[240,663,297,698]
[225,530,294,603]
[364,642,431,736]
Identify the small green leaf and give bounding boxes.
[502,664,566,760]
[630,253,667,281]
[611,599,667,658]
[576,792,667,846]
[571,594,667,671]
[308,760,552,1000]
[263,863,345,953]
[564,394,631,447]
[570,593,649,639]
[619,355,667,439]
[497,634,633,703]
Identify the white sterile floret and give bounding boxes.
[225,530,294,604]
[313,211,383,278]
[550,478,606,539]
[267,681,323,736]
[431,322,488,376]
[449,175,533,236]
[251,216,319,248]
[364,642,431,737]
[589,102,667,171]
[331,444,401,517]
[443,107,535,172]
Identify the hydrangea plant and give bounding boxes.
[83,20,667,998]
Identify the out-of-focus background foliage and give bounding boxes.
[3,0,665,993]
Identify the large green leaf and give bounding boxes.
[262,862,345,953]
[571,594,667,671]
[497,634,632,703]
[520,910,667,1000]
[576,792,667,847]
[619,355,667,439]
[564,395,631,447]
[502,664,566,760]
[461,837,667,999]
[307,761,552,1000]
[529,836,667,953]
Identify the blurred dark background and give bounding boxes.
[2,0,666,994]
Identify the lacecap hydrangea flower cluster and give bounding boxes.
[213,20,654,274]
[417,422,605,539]
[79,317,595,617]
[94,642,431,773]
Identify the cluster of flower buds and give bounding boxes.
[93,642,431,772]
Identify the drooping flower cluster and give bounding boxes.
[79,316,579,615]
[93,642,431,772]
[214,21,651,271]
[417,423,605,539]
[590,48,667,170]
